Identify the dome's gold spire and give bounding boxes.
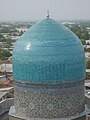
[46,9,50,18]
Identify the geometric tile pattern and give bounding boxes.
[14,80,85,119]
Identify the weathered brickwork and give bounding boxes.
[14,80,85,119]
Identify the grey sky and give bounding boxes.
[0,0,90,21]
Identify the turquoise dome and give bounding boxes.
[13,18,86,83]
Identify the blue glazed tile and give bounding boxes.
[13,18,86,83]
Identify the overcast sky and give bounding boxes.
[0,0,90,21]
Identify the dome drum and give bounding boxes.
[14,80,85,119]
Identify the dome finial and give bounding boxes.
[46,9,50,18]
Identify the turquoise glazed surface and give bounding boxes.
[13,18,86,83]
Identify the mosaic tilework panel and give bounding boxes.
[13,18,86,83]
[9,111,86,120]
[14,80,85,119]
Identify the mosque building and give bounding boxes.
[9,12,88,120]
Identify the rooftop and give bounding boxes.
[0,92,7,100]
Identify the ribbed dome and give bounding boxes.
[13,18,86,83]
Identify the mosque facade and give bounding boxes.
[9,15,86,120]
